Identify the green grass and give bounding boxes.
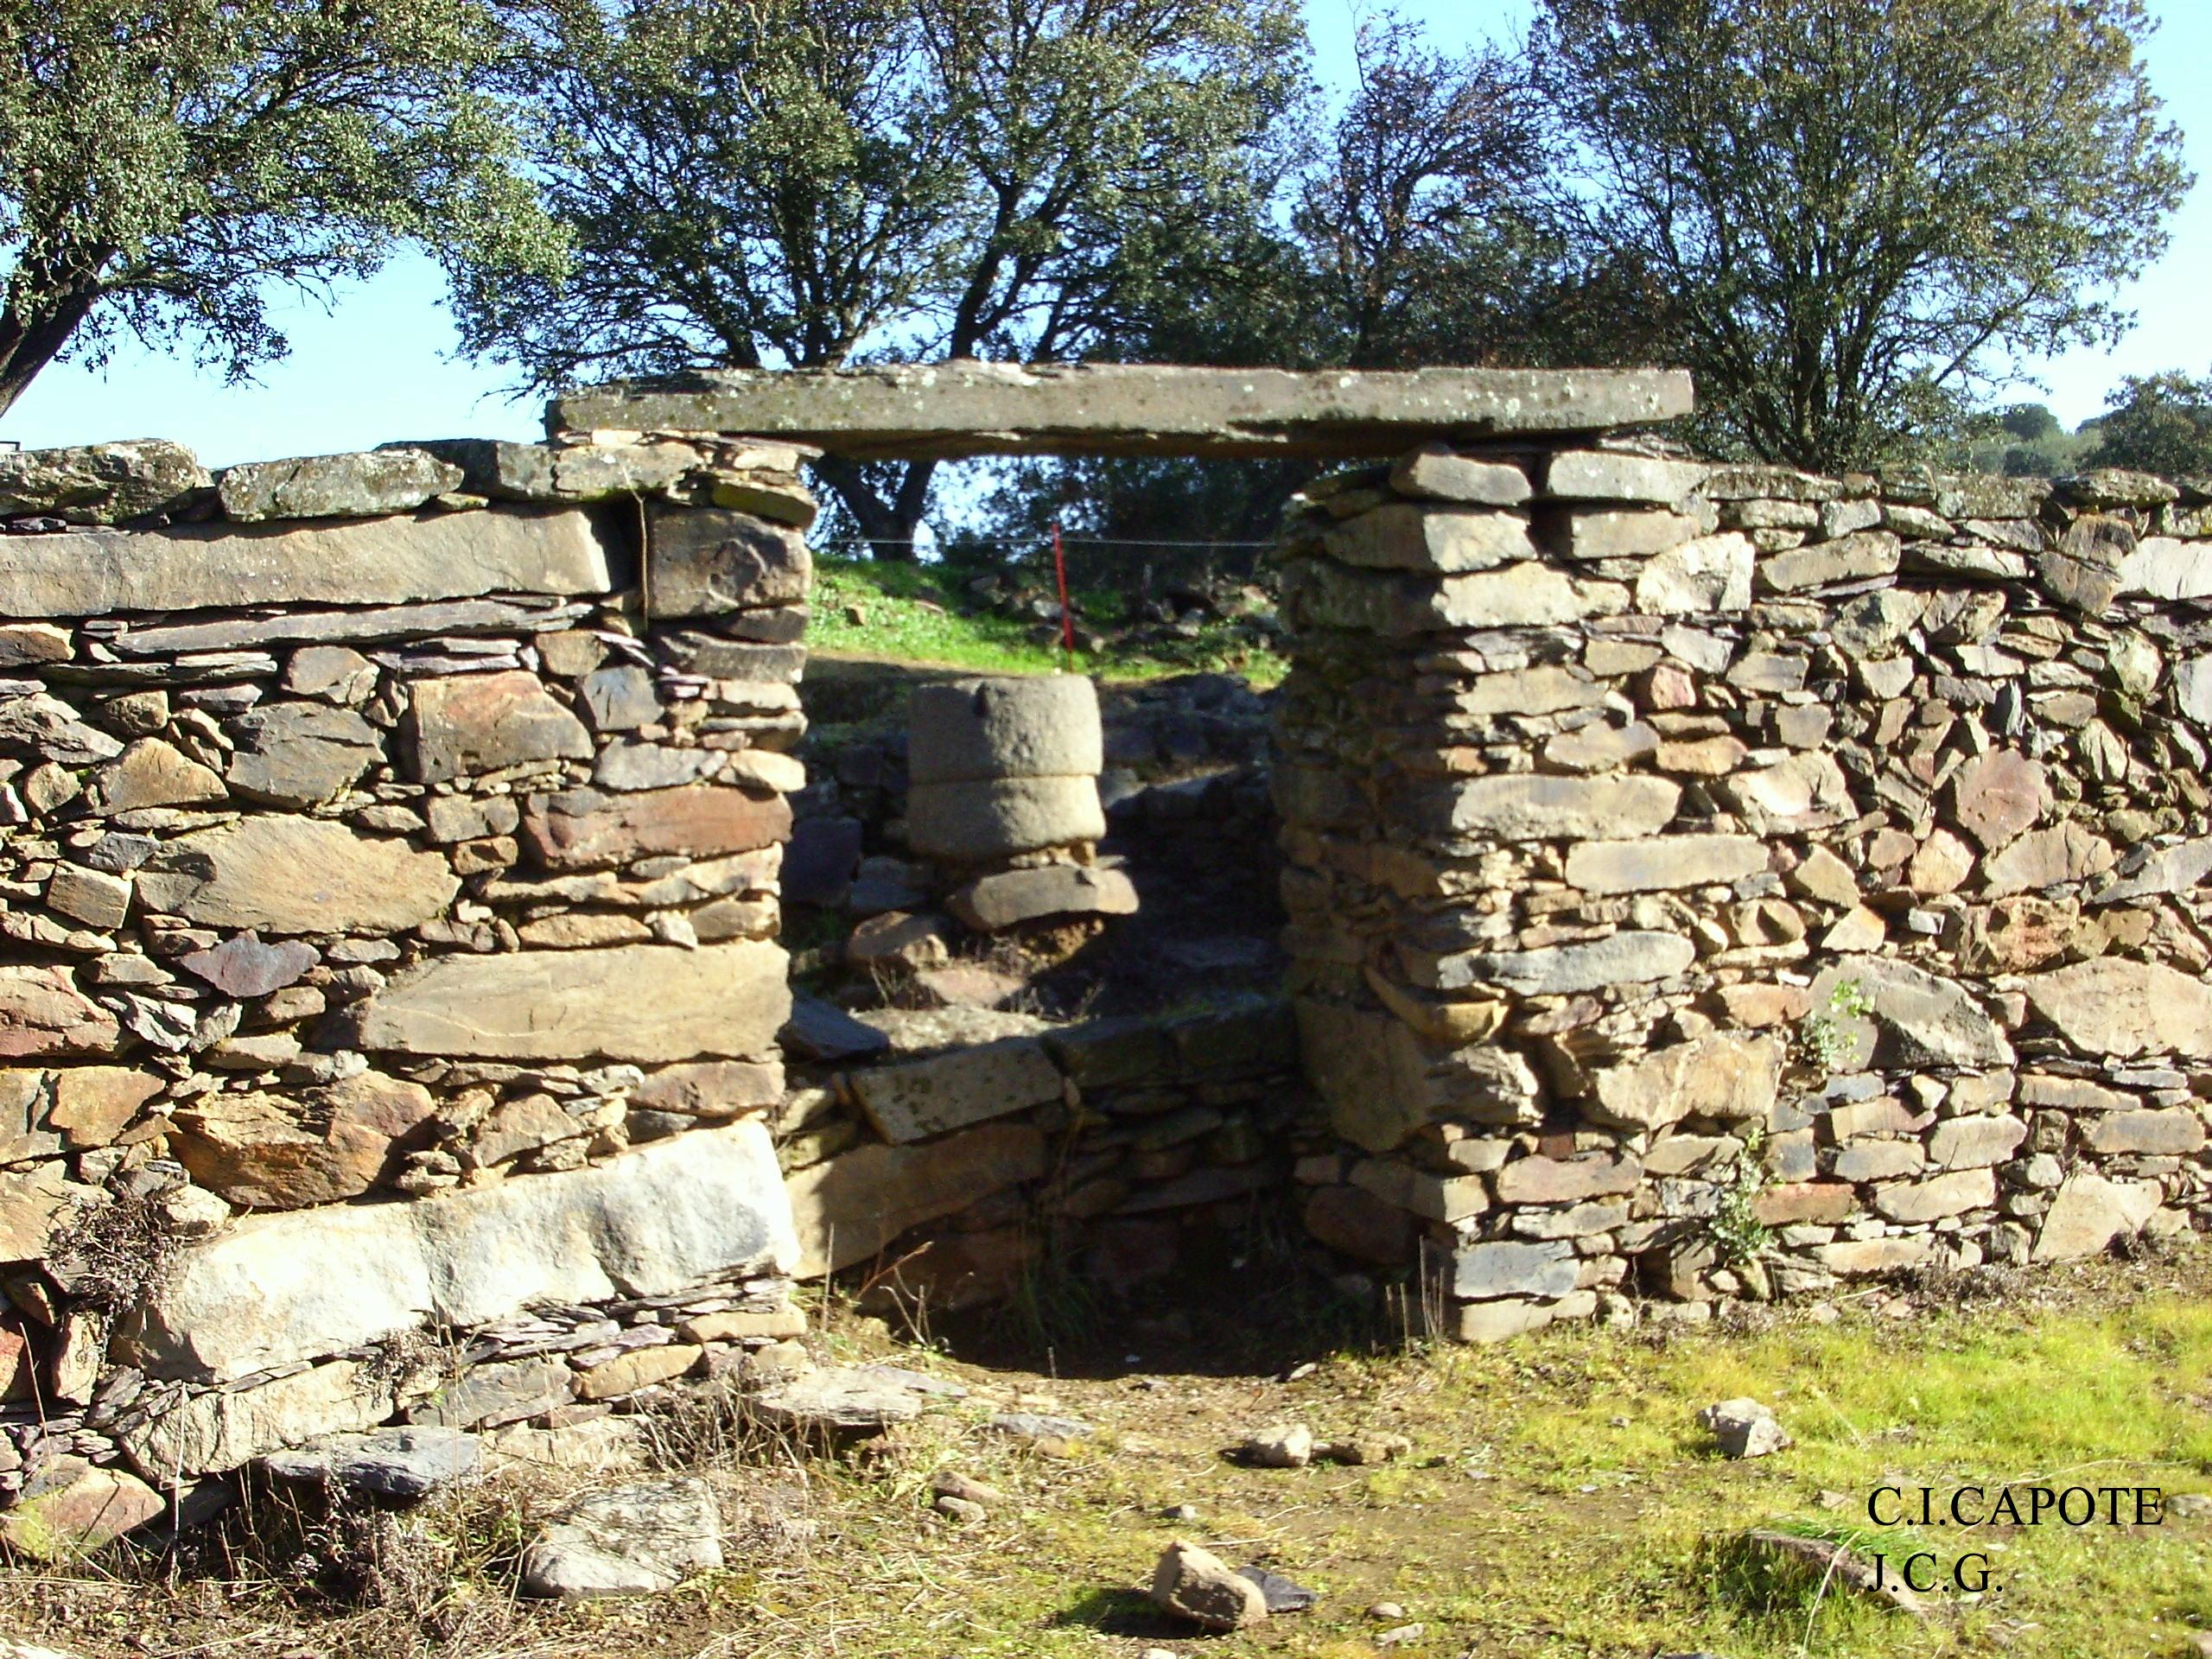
[807,554,1287,684]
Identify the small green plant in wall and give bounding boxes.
[1708,1123,1775,1271]
[1796,977,1872,1077]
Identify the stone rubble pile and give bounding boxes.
[1277,442,2212,1339]
[0,432,817,1540]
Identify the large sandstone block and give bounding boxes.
[2022,957,2212,1059]
[850,1038,1065,1143]
[645,504,811,617]
[907,676,1102,785]
[785,1121,1047,1275]
[344,941,787,1062]
[2032,1172,2162,1262]
[906,777,1105,861]
[554,364,1697,460]
[522,785,791,868]
[122,1120,797,1382]
[1809,957,2013,1070]
[0,508,617,618]
[137,817,459,934]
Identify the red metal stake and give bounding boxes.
[1051,519,1076,665]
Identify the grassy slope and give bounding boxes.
[808,554,1287,685]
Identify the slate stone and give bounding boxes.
[1422,931,1695,995]
[341,940,789,1063]
[0,967,123,1058]
[2020,957,2212,1060]
[0,438,210,524]
[224,702,381,807]
[646,505,811,618]
[785,1122,1046,1275]
[119,1360,397,1479]
[137,817,459,935]
[555,364,1694,459]
[263,1426,482,1502]
[1237,1566,1320,1614]
[1452,1238,1577,1300]
[1151,1540,1268,1631]
[406,671,593,785]
[849,1038,1064,1144]
[782,816,864,906]
[749,1367,935,1433]
[1809,957,2013,1070]
[172,1072,438,1210]
[581,666,660,731]
[523,784,791,869]
[217,449,463,520]
[91,738,226,810]
[0,510,615,619]
[519,1478,722,1599]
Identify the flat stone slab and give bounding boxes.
[749,1366,944,1433]
[519,1477,722,1599]
[124,1120,798,1382]
[551,365,1695,460]
[262,1426,482,1501]
[0,507,616,618]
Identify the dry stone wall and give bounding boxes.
[0,434,814,1511]
[1278,445,2212,1339]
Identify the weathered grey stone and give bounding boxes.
[0,438,210,524]
[750,1366,944,1432]
[2021,957,2212,1060]
[850,1039,1063,1144]
[1321,503,1536,572]
[645,505,811,617]
[555,364,1696,459]
[2032,1172,2162,1261]
[1829,588,1929,658]
[1285,555,1624,634]
[1544,449,1707,503]
[0,1459,167,1557]
[519,1478,721,1599]
[785,1122,1046,1275]
[125,1120,796,1381]
[263,1426,482,1501]
[111,597,578,658]
[1424,774,1680,842]
[407,671,593,785]
[580,666,659,731]
[344,941,788,1062]
[1554,508,1706,559]
[908,676,1103,784]
[1454,664,1608,716]
[2176,656,2212,724]
[1982,822,2115,897]
[1424,931,1696,995]
[2092,836,2212,905]
[1809,957,2013,1069]
[2082,1108,2205,1155]
[1633,532,1754,614]
[178,934,319,999]
[1756,529,1900,592]
[0,509,616,618]
[120,1361,395,1479]
[137,817,458,934]
[409,1357,577,1430]
[1388,444,1530,505]
[217,449,464,520]
[946,864,1139,931]
[1151,1539,1268,1631]
[906,777,1105,861]
[1926,1115,2028,1170]
[1565,834,1765,894]
[0,693,123,766]
[1872,1167,1995,1223]
[1588,1034,1783,1132]
[522,784,791,868]
[1452,1238,1577,1300]
[2117,536,2212,601]
[225,702,380,807]
[46,1066,162,1149]
[1698,1399,1789,1459]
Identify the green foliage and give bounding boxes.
[1707,1126,1773,1269]
[2084,368,2212,474]
[1797,978,1872,1077]
[1999,401,2061,442]
[1534,0,2191,473]
[454,0,1305,553]
[0,0,556,417]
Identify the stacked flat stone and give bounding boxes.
[779,997,1302,1302]
[1276,444,2212,1341]
[0,434,813,1512]
[904,675,1137,932]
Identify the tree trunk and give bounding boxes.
[0,284,103,423]
[809,454,941,562]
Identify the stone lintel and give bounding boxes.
[550,364,1697,461]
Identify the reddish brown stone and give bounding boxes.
[1713,983,1813,1028]
[172,1072,437,1209]
[521,784,791,869]
[1961,896,2076,973]
[1302,1184,1416,1266]
[630,1059,785,1117]
[179,932,320,997]
[1753,1181,1856,1225]
[46,1066,163,1150]
[1494,1151,1642,1204]
[1947,749,2050,850]
[0,968,120,1059]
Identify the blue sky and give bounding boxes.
[6,0,2209,466]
